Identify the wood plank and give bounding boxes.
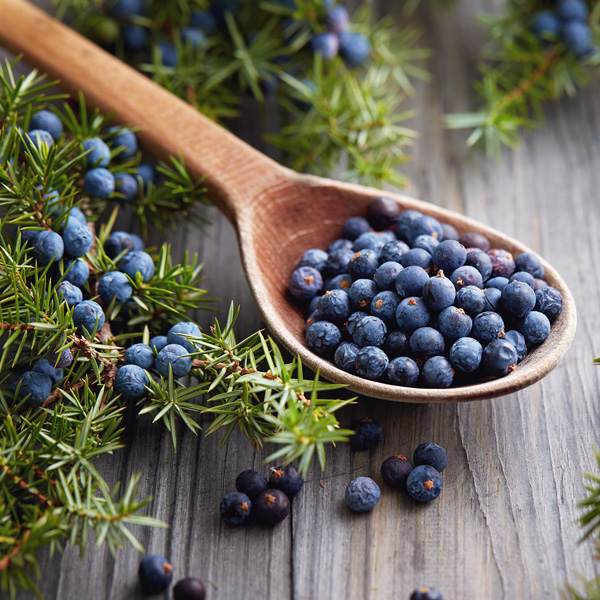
[5,0,600,598]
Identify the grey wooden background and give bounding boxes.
[4,0,600,598]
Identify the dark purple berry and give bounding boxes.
[173,578,206,600]
[268,465,304,499]
[350,417,384,451]
[235,470,267,499]
[381,455,414,489]
[254,489,290,526]
[366,196,400,230]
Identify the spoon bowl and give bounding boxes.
[0,0,577,402]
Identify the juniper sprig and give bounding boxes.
[0,58,354,597]
[445,0,600,158]
[50,0,431,187]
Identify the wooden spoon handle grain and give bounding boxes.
[0,0,287,222]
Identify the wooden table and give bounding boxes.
[6,0,600,598]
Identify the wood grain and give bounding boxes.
[0,0,577,403]
[4,0,600,598]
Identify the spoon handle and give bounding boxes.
[0,0,289,222]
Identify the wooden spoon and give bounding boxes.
[0,0,577,402]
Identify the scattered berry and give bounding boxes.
[220,491,252,525]
[173,578,207,600]
[345,476,380,512]
[381,455,413,490]
[235,470,268,499]
[268,465,304,499]
[413,442,447,472]
[138,554,173,595]
[253,489,290,526]
[406,465,443,503]
[350,417,384,451]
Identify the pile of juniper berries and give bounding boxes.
[289,196,563,388]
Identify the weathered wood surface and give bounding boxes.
[5,0,600,597]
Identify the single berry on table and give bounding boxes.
[220,491,252,526]
[413,442,448,472]
[350,417,384,451]
[235,470,267,500]
[345,477,381,512]
[406,465,443,503]
[410,586,444,600]
[268,465,304,499]
[253,489,290,526]
[173,578,207,600]
[381,455,414,489]
[138,554,173,595]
